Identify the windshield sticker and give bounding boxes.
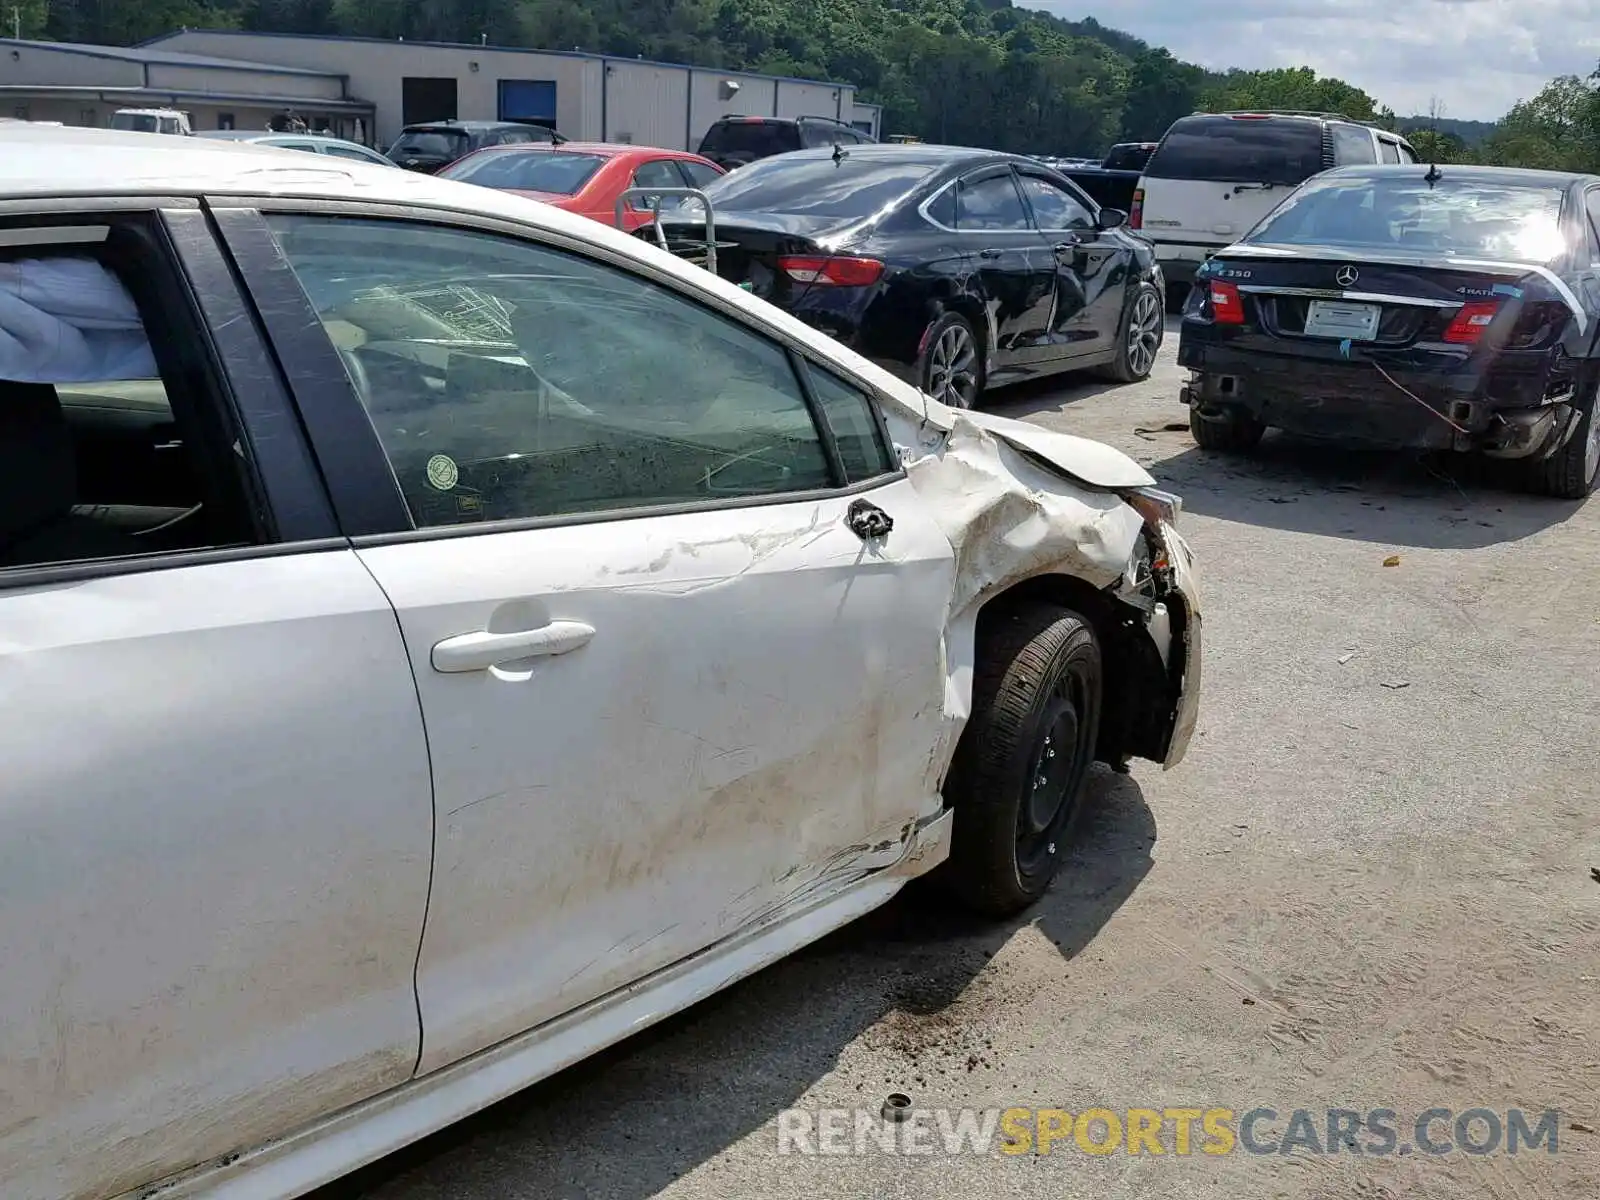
[426,454,460,491]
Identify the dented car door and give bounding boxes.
[240,209,958,1076]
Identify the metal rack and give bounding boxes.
[614,187,731,275]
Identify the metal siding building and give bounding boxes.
[0,38,373,134]
[140,30,879,149]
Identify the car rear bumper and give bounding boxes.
[1149,241,1229,285]
[1179,338,1583,458]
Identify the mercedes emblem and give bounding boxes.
[1335,265,1359,287]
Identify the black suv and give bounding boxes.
[696,115,874,171]
[386,120,566,174]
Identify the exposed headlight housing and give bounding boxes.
[1122,485,1182,530]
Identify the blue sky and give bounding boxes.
[1020,0,1600,121]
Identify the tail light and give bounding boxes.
[778,256,884,286]
[1208,279,1245,325]
[1129,187,1144,230]
[1505,300,1571,350]
[1442,300,1498,344]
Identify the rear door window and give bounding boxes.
[1144,115,1325,186]
[956,172,1032,232]
[677,160,721,189]
[698,121,799,159]
[1378,139,1402,164]
[1332,125,1377,165]
[800,123,850,149]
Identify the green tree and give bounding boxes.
[1201,66,1389,124]
[1480,73,1600,171]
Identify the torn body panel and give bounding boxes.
[880,394,1202,792]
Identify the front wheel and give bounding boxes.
[1519,379,1600,499]
[942,602,1103,917]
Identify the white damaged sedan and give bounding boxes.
[0,127,1198,1199]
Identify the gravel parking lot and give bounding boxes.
[316,319,1600,1200]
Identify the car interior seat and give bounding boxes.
[0,381,145,567]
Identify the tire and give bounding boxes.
[918,312,984,409]
[942,603,1103,918]
[1096,281,1164,382]
[1519,376,1600,499]
[1189,403,1265,452]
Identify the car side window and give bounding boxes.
[956,173,1031,232]
[264,214,841,527]
[1378,138,1402,164]
[677,160,721,189]
[803,363,897,481]
[1397,142,1419,164]
[801,123,847,149]
[1332,125,1377,165]
[631,158,683,210]
[324,144,383,163]
[0,224,260,572]
[1585,191,1600,264]
[1017,175,1093,231]
[923,185,957,230]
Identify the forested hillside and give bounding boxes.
[16,0,1600,166]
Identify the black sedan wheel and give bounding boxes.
[919,313,983,409]
[942,602,1102,917]
[1522,376,1600,500]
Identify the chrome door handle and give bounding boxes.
[431,620,596,673]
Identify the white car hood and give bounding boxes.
[955,410,1156,490]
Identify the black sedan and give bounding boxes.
[659,145,1165,408]
[1179,164,1600,499]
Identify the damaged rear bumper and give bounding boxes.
[1180,343,1583,459]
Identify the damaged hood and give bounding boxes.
[954,410,1155,490]
[871,374,1156,491]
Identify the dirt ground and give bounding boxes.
[315,319,1600,1200]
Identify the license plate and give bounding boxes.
[1304,299,1381,340]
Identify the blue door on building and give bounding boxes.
[498,80,558,128]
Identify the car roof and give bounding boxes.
[0,126,645,224]
[465,141,700,158]
[401,120,529,132]
[746,143,1004,167]
[1320,163,1592,188]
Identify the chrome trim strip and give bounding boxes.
[1235,285,1460,308]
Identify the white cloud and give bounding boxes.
[1019,0,1600,120]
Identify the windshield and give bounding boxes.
[389,130,469,160]
[1146,115,1325,186]
[696,156,936,220]
[442,150,607,194]
[698,121,801,158]
[1247,174,1570,263]
[112,113,159,133]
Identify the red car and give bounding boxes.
[438,142,725,231]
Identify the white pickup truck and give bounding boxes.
[110,107,193,135]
